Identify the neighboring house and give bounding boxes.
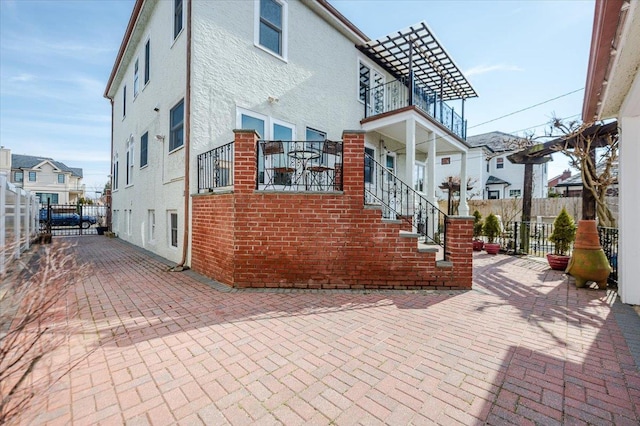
[553,164,618,198]
[435,131,548,200]
[548,169,572,195]
[0,148,85,204]
[582,0,640,304]
[104,0,477,289]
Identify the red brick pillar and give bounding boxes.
[341,130,366,198]
[233,130,259,194]
[445,216,474,288]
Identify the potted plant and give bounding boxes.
[547,207,576,270]
[472,210,484,251]
[483,213,501,254]
[96,215,109,235]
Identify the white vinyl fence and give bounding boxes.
[0,172,39,276]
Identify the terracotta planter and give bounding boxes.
[566,220,611,289]
[546,254,570,271]
[472,240,484,251]
[484,242,501,255]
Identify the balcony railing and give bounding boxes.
[364,77,467,140]
[197,142,234,193]
[364,153,447,257]
[256,140,343,191]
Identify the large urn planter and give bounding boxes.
[484,243,501,255]
[472,240,484,251]
[566,220,611,289]
[546,254,570,271]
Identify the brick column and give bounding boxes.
[445,216,474,288]
[233,130,259,194]
[341,130,366,198]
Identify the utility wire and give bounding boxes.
[468,88,585,130]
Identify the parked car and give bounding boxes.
[39,209,97,229]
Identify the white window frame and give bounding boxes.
[496,157,504,169]
[169,99,185,152]
[144,38,151,86]
[254,0,288,62]
[126,136,134,186]
[113,153,119,191]
[236,108,296,140]
[122,85,127,118]
[414,162,425,193]
[358,58,385,109]
[169,211,178,248]
[148,209,156,242]
[28,171,37,182]
[14,171,23,182]
[57,173,65,184]
[173,0,184,41]
[133,58,139,97]
[140,132,148,168]
[509,189,521,198]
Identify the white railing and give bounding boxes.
[0,172,39,276]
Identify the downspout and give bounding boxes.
[108,98,114,232]
[174,0,192,270]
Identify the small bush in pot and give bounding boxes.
[472,210,484,251]
[547,207,576,270]
[483,213,501,254]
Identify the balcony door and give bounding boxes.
[359,61,385,116]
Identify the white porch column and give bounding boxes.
[427,131,436,206]
[459,149,469,216]
[405,118,416,191]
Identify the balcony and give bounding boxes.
[364,77,467,140]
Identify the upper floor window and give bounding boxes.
[496,157,504,169]
[14,171,23,182]
[174,0,183,39]
[359,63,370,103]
[126,137,134,185]
[306,127,326,141]
[58,173,65,184]
[28,171,37,181]
[133,58,139,97]
[169,99,185,151]
[144,40,150,84]
[123,85,127,118]
[441,157,451,165]
[256,0,287,58]
[113,154,119,190]
[140,132,148,167]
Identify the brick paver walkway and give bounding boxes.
[17,237,640,425]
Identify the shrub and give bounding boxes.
[549,207,576,255]
[483,213,501,244]
[472,210,483,239]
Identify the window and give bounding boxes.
[441,157,451,165]
[133,58,139,97]
[58,174,65,184]
[169,212,178,247]
[364,147,374,184]
[486,162,490,172]
[113,210,119,233]
[359,61,384,112]
[509,189,521,198]
[148,210,156,241]
[140,132,148,167]
[386,154,396,181]
[488,190,500,200]
[28,171,36,182]
[359,63,370,103]
[169,99,184,151]
[126,138,134,185]
[496,157,504,169]
[14,171,23,182]
[113,154,119,190]
[257,0,287,58]
[306,127,326,141]
[123,85,127,118]
[36,193,59,204]
[174,0,183,39]
[127,209,132,235]
[144,40,150,84]
[414,163,425,192]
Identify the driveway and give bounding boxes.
[17,237,640,425]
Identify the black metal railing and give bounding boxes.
[39,202,108,236]
[364,153,447,257]
[486,221,618,286]
[364,77,467,140]
[197,142,234,193]
[256,140,343,192]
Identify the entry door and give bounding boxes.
[364,147,376,203]
[383,153,397,217]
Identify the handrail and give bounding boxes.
[364,153,447,257]
[197,141,234,193]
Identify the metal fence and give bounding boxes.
[0,172,39,276]
[39,203,109,236]
[197,142,234,193]
[486,221,619,285]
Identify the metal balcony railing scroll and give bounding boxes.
[197,141,234,193]
[364,153,447,256]
[364,77,467,140]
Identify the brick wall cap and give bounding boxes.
[233,129,261,138]
[447,216,475,220]
[341,130,366,136]
[191,189,234,197]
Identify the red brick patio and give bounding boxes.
[15,236,640,425]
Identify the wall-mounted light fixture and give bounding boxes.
[155,134,165,141]
[153,104,160,112]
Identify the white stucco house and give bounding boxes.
[434,131,548,201]
[582,0,640,305]
[0,148,85,204]
[105,0,478,266]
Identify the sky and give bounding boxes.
[0,0,595,192]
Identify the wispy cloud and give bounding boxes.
[464,64,524,77]
[9,73,36,82]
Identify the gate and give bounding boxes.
[39,202,109,237]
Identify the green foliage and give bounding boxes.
[483,213,501,244]
[472,210,483,239]
[549,207,576,255]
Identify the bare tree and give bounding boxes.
[550,118,618,227]
[438,176,480,215]
[0,241,85,424]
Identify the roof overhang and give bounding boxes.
[357,22,478,101]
